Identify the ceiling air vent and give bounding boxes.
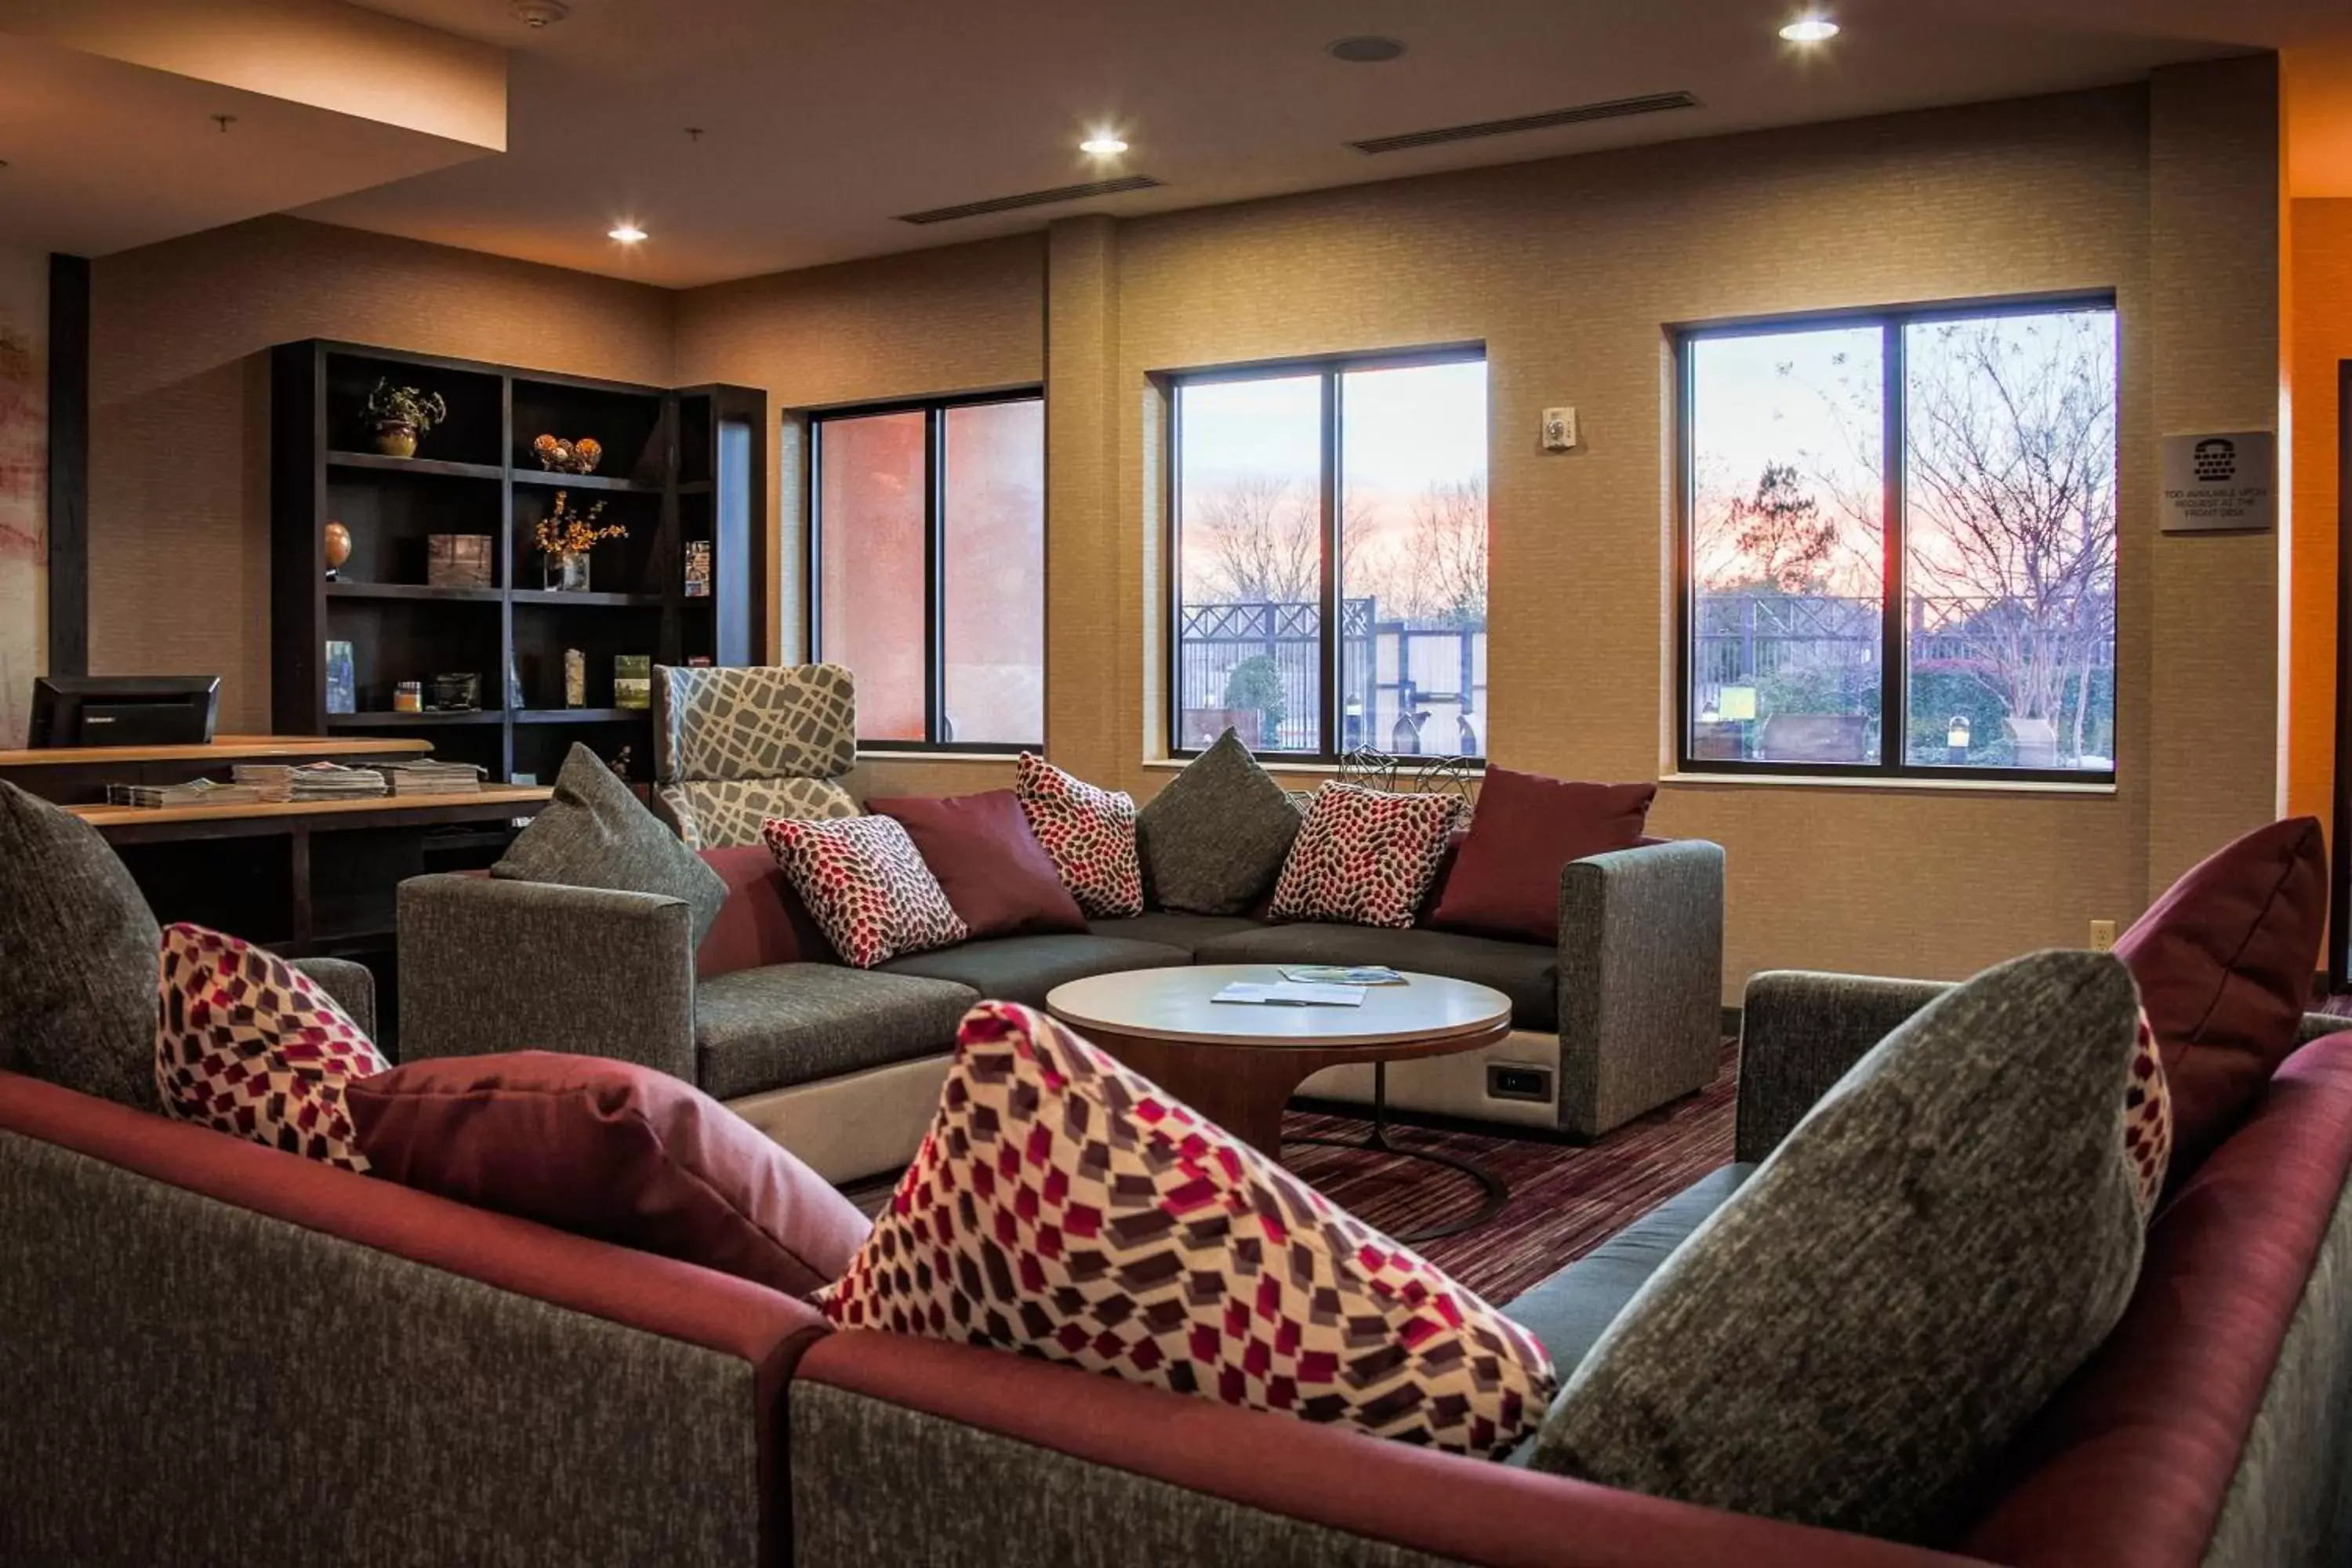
[1349,91,1698,154]
[895,175,1164,226]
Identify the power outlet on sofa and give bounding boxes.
[1487,1063,1554,1103]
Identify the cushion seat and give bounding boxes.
[1192,923,1559,1032]
[1085,913,1268,953]
[876,935,1190,1008]
[694,964,978,1100]
[1501,1163,1753,1381]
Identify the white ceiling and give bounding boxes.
[24,0,2352,284]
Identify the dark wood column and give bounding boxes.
[46,252,89,676]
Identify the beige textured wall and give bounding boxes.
[88,214,674,729]
[2144,56,2284,888]
[1097,87,2179,993]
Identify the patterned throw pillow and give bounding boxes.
[822,1000,1555,1457]
[1012,752,1143,918]
[1269,783,1461,929]
[762,814,968,968]
[2123,1007,2173,1218]
[154,924,389,1173]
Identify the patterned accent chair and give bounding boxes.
[652,664,862,848]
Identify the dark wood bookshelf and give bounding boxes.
[325,710,506,728]
[514,707,644,724]
[272,339,768,783]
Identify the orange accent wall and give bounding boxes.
[2286,199,2352,838]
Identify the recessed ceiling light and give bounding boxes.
[1328,35,1406,64]
[1778,16,1838,42]
[608,223,648,244]
[1080,131,1128,156]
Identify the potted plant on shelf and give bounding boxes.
[533,490,627,592]
[366,379,448,458]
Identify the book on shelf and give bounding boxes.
[377,760,487,797]
[230,761,389,804]
[106,779,265,810]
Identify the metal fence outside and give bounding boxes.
[1177,598,1488,754]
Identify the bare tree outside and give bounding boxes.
[1185,473,1320,603]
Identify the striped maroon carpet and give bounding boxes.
[1282,1042,1737,1302]
[844,1042,1738,1306]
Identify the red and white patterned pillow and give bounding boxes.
[822,1000,1555,1457]
[2123,1007,2173,1220]
[762,814,967,968]
[154,923,389,1173]
[1269,783,1461,929]
[1013,752,1142,918]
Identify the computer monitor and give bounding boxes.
[27,676,221,748]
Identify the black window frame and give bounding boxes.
[807,387,1045,753]
[1163,343,1490,764]
[1673,292,2120,786]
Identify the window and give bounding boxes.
[812,393,1044,749]
[1171,354,1488,760]
[1679,300,2117,780]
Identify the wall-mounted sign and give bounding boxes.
[2159,430,2275,534]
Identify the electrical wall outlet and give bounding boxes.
[2088,919,2117,953]
[1541,406,1577,451]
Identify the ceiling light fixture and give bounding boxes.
[510,1,570,26]
[1328,35,1406,64]
[1080,131,1127,156]
[1778,15,1839,42]
[608,223,648,244]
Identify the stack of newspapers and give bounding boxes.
[104,778,264,809]
[378,760,485,797]
[230,761,390,804]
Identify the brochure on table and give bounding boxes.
[1213,981,1367,1007]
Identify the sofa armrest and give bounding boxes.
[1734,971,1951,1162]
[0,1066,823,1567]
[1555,839,1726,1138]
[397,873,698,1083]
[289,956,375,1038]
[789,1332,1971,1568]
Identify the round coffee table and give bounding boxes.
[1044,964,1514,1241]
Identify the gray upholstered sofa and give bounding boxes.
[780,978,2352,1568]
[397,835,1723,1184]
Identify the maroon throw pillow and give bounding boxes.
[870,790,1088,939]
[1428,768,1657,943]
[348,1051,869,1299]
[2114,815,2326,1174]
[694,844,837,979]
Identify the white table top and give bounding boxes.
[1045,964,1512,1051]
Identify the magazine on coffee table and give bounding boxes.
[1213,981,1367,1007]
[1280,965,1406,986]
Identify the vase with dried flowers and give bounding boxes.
[534,490,626,592]
[365,379,448,458]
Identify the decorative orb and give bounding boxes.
[324,521,353,570]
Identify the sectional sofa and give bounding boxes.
[397,830,1723,1183]
[7,962,2347,1566]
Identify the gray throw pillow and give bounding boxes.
[0,781,162,1111]
[1136,728,1300,914]
[1530,949,2147,1542]
[493,744,728,946]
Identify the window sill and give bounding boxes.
[1144,757,1486,776]
[855,750,1027,764]
[1661,771,2117,797]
